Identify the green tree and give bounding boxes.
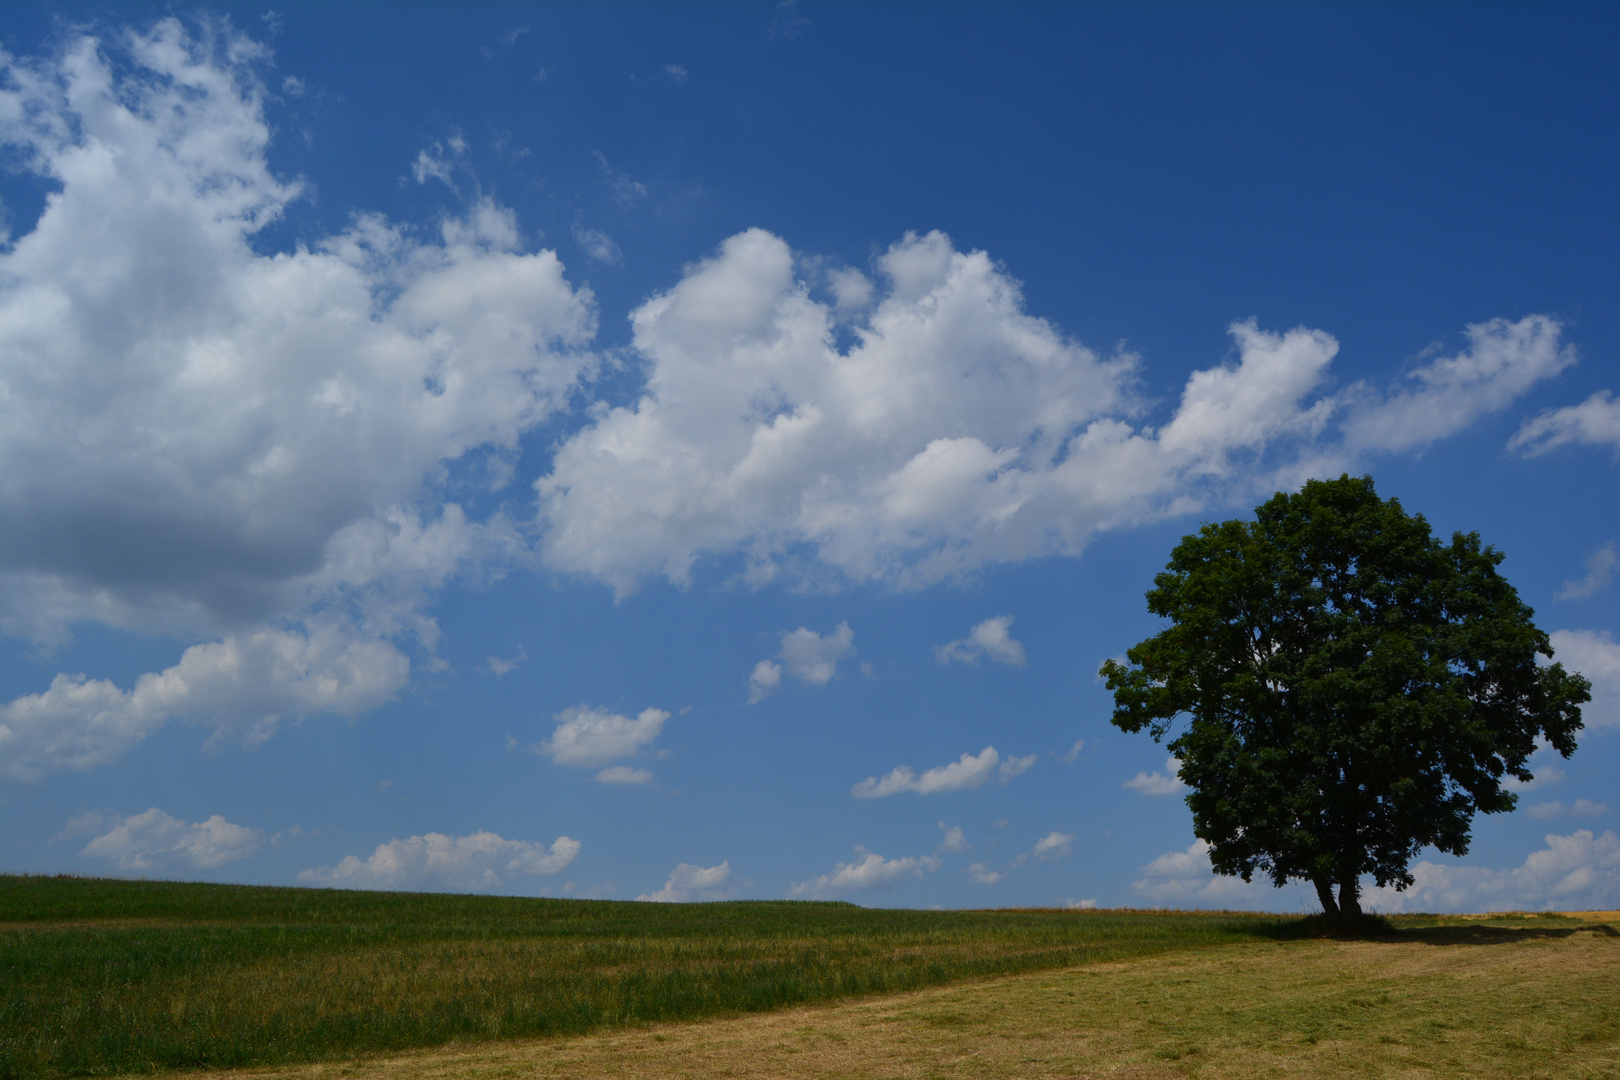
[1101,475,1589,918]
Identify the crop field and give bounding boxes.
[2,876,1616,1080]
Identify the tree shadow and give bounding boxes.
[1261,913,1619,945]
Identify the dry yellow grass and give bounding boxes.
[191,921,1619,1080]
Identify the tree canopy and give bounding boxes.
[1101,475,1589,918]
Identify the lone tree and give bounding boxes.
[1101,475,1588,918]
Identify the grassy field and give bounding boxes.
[0,875,1284,1080]
[223,915,1611,1080]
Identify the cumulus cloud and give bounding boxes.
[938,822,971,853]
[1549,629,1620,730]
[1556,543,1618,602]
[789,848,941,897]
[0,622,407,781]
[1124,755,1187,796]
[537,705,668,768]
[748,623,853,701]
[1031,831,1075,861]
[967,863,1004,885]
[78,807,262,871]
[637,861,735,902]
[1363,830,1620,913]
[852,746,1032,798]
[936,615,1026,667]
[535,226,1568,595]
[1510,390,1620,457]
[299,830,579,891]
[1131,839,1303,908]
[0,20,596,773]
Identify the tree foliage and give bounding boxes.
[1101,476,1589,917]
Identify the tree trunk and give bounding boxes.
[1313,877,1340,918]
[1337,878,1362,918]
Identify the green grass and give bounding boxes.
[0,874,1284,1080]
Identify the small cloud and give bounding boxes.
[483,645,527,678]
[748,660,783,703]
[1060,739,1085,763]
[281,75,305,97]
[853,746,1001,798]
[572,218,622,265]
[1064,898,1098,910]
[536,704,668,768]
[1529,799,1610,820]
[791,848,940,897]
[663,64,689,84]
[411,133,468,190]
[638,861,735,902]
[595,765,653,785]
[936,615,1026,668]
[533,68,549,82]
[749,623,854,702]
[1124,755,1186,796]
[377,779,393,791]
[501,26,531,48]
[1032,831,1074,861]
[594,150,648,209]
[938,822,971,854]
[1557,542,1617,601]
[769,0,809,39]
[967,862,1004,885]
[300,831,579,891]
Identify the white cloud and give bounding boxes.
[1132,838,1302,908]
[1060,739,1086,763]
[298,830,579,891]
[789,848,941,897]
[852,746,1024,798]
[748,622,853,702]
[535,225,1569,595]
[663,64,689,84]
[0,21,597,770]
[936,615,1027,667]
[1064,897,1098,910]
[1556,543,1618,601]
[1341,316,1575,454]
[79,807,262,871]
[637,861,735,902]
[594,150,647,208]
[595,765,653,785]
[999,753,1037,781]
[0,622,407,781]
[1527,799,1610,821]
[572,218,622,265]
[1124,755,1187,797]
[938,822,971,853]
[1510,390,1620,457]
[1363,830,1620,913]
[1549,629,1620,730]
[483,646,527,678]
[537,705,668,768]
[747,660,783,703]
[1032,831,1074,861]
[967,863,1004,885]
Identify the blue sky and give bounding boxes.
[1,2,1617,911]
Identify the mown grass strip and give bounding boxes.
[0,875,1280,1080]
